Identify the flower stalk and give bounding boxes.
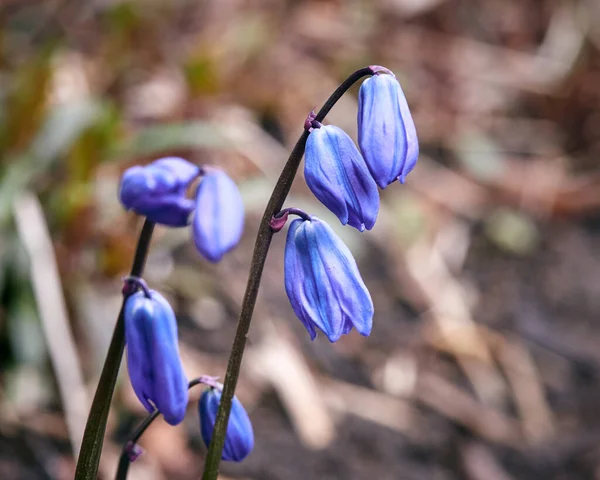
[114,377,211,480]
[75,219,155,480]
[77,66,384,480]
[200,66,374,480]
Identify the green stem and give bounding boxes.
[75,219,156,479]
[201,67,374,480]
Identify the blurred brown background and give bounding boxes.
[2,0,600,479]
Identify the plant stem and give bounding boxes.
[115,412,160,480]
[75,219,156,480]
[115,377,206,480]
[201,67,373,480]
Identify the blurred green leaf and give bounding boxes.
[68,102,122,181]
[31,99,104,162]
[184,54,220,96]
[1,236,47,366]
[7,286,46,366]
[105,1,141,35]
[485,208,539,255]
[386,193,428,247]
[0,99,104,226]
[224,14,271,64]
[111,121,226,160]
[455,131,506,182]
[1,43,55,154]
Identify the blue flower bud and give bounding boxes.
[193,170,244,262]
[124,290,188,425]
[305,125,379,231]
[199,388,254,462]
[119,157,200,226]
[358,73,419,188]
[284,216,373,342]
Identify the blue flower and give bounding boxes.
[199,388,254,462]
[119,157,200,226]
[193,170,244,262]
[358,73,419,188]
[305,125,379,231]
[124,290,188,425]
[284,216,373,342]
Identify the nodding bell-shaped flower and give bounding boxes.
[124,290,188,425]
[305,125,379,231]
[199,387,254,462]
[284,216,373,342]
[119,157,200,226]
[193,170,244,262]
[358,72,419,188]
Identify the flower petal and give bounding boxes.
[305,125,379,231]
[358,73,419,188]
[284,216,373,342]
[193,170,244,262]
[124,290,188,425]
[119,157,199,226]
[199,388,254,462]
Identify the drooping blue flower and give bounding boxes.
[193,170,244,262]
[119,157,200,226]
[358,73,419,188]
[199,387,254,462]
[124,290,188,425]
[305,125,379,231]
[284,216,373,342]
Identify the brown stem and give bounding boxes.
[114,377,210,480]
[201,67,374,479]
[75,219,155,479]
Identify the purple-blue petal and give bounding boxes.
[284,217,373,342]
[118,157,200,226]
[305,125,379,231]
[199,388,254,462]
[192,170,244,262]
[124,290,188,425]
[284,219,318,341]
[152,157,203,185]
[358,73,419,188]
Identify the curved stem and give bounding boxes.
[114,377,212,480]
[75,219,156,480]
[201,67,373,480]
[115,412,159,480]
[270,207,311,231]
[276,207,312,221]
[123,276,152,298]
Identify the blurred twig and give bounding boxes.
[460,441,516,480]
[247,320,335,450]
[494,336,556,444]
[322,378,416,435]
[407,242,508,408]
[415,372,523,446]
[410,155,600,221]
[13,192,87,456]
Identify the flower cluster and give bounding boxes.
[113,65,417,467]
[118,158,253,461]
[119,156,244,262]
[280,67,418,342]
